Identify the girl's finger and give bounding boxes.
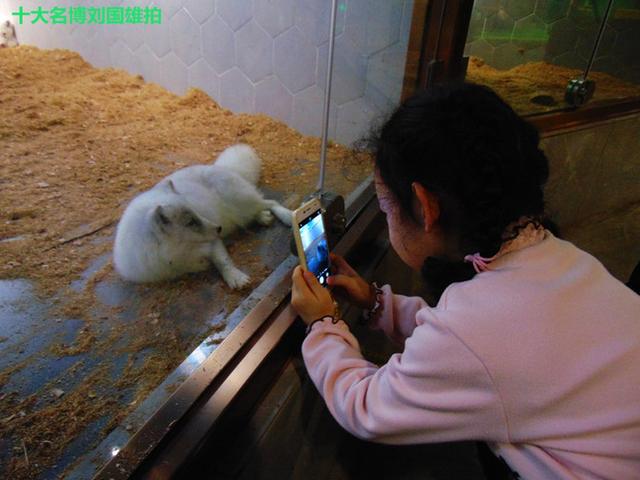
[303,270,325,299]
[292,266,311,297]
[330,253,357,276]
[327,274,355,291]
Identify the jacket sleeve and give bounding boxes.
[302,310,509,445]
[369,285,429,345]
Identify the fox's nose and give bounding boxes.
[217,226,222,234]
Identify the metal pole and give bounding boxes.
[317,0,339,194]
[583,0,614,80]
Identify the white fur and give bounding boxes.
[0,21,18,48]
[113,144,292,289]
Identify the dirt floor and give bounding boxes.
[466,56,640,114]
[0,46,370,479]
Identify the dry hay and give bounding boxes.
[0,45,371,479]
[466,56,640,114]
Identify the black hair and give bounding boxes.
[372,82,553,300]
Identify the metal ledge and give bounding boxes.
[92,180,378,479]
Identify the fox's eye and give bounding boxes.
[158,211,170,225]
[186,217,202,229]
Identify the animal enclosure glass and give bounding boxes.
[464,0,640,114]
[0,0,414,478]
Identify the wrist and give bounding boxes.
[361,282,383,323]
[305,315,338,335]
[365,282,377,310]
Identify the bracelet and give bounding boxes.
[360,282,383,324]
[305,315,338,335]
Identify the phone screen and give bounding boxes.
[298,208,330,286]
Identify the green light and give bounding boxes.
[481,29,550,43]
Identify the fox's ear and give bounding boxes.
[167,179,178,194]
[153,205,171,226]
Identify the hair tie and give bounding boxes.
[463,253,497,273]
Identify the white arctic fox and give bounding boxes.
[113,144,292,289]
[0,21,19,48]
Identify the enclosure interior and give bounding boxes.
[0,1,413,478]
[464,0,640,114]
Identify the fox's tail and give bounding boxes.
[213,144,261,186]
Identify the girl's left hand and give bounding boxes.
[291,266,336,325]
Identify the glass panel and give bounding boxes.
[0,0,413,478]
[589,0,640,102]
[464,0,640,115]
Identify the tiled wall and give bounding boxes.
[542,113,640,281]
[1,0,414,146]
[465,0,640,83]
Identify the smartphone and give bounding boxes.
[292,198,330,286]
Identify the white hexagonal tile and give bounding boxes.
[336,97,381,146]
[219,67,254,113]
[144,14,171,58]
[202,15,236,74]
[399,0,414,46]
[101,21,122,47]
[344,0,403,55]
[152,0,184,20]
[135,43,162,84]
[110,40,137,75]
[255,75,293,124]
[292,85,337,139]
[236,20,273,82]
[85,29,112,68]
[71,36,93,65]
[170,9,202,66]
[185,0,215,24]
[466,39,496,65]
[274,26,316,94]
[364,42,408,113]
[217,0,252,31]
[70,24,91,52]
[493,42,522,70]
[295,0,346,46]
[120,25,145,52]
[188,58,220,101]
[106,20,129,46]
[158,52,189,95]
[317,35,367,105]
[254,0,295,38]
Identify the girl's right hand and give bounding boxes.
[327,253,376,310]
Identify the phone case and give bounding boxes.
[292,198,327,277]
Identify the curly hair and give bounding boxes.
[372,83,554,299]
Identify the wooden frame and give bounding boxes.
[94,183,384,479]
[401,0,640,134]
[529,97,640,137]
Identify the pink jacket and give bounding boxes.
[302,234,640,479]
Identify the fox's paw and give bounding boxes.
[256,209,274,226]
[222,268,251,289]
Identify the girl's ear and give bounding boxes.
[412,182,440,232]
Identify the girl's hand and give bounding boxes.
[327,253,376,310]
[291,266,336,325]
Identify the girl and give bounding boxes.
[291,83,640,479]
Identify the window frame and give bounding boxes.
[402,0,640,130]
